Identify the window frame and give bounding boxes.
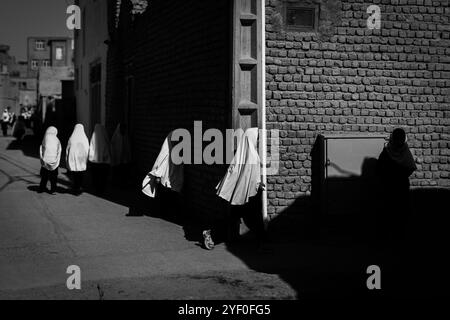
[55,47,64,61]
[283,4,319,32]
[35,40,45,50]
[31,60,39,70]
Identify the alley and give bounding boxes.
[0,134,296,299]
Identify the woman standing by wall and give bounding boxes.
[66,124,90,195]
[88,124,112,194]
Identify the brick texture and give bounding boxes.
[265,0,450,215]
[107,0,450,219]
[106,0,231,221]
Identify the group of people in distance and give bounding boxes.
[39,123,129,195]
[2,106,36,139]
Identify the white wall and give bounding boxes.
[74,0,108,136]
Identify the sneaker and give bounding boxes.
[202,230,215,250]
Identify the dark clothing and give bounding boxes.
[1,121,8,136]
[90,163,110,194]
[376,147,415,244]
[40,167,58,192]
[71,171,84,192]
[377,148,412,191]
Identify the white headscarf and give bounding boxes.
[216,128,261,205]
[142,131,184,198]
[110,123,131,166]
[89,124,111,164]
[40,126,61,171]
[66,124,89,172]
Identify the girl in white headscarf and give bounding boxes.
[140,131,184,220]
[216,127,262,205]
[205,128,265,250]
[142,131,184,198]
[39,126,61,194]
[88,124,111,194]
[111,123,131,166]
[66,124,89,195]
[111,123,132,185]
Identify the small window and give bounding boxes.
[285,5,318,32]
[42,60,51,67]
[35,40,45,50]
[55,47,64,60]
[31,60,39,70]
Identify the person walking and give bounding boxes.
[2,108,10,136]
[12,115,26,141]
[88,124,112,194]
[39,126,62,194]
[66,124,90,195]
[110,123,132,185]
[212,128,266,250]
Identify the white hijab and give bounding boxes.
[216,128,261,205]
[40,126,61,171]
[110,123,131,166]
[89,124,111,164]
[142,131,184,198]
[66,124,89,172]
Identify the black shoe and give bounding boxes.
[49,189,56,195]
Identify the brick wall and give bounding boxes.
[265,0,450,215]
[106,0,231,221]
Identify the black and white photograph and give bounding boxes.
[0,0,449,307]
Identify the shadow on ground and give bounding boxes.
[5,134,448,299]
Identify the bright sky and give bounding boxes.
[0,0,74,61]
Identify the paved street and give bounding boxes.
[0,131,312,299]
[2,131,442,300]
[0,131,377,300]
[0,132,298,299]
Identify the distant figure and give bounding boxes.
[39,126,62,194]
[376,128,417,244]
[2,108,10,136]
[66,124,90,195]
[110,123,132,185]
[9,111,16,127]
[12,115,26,141]
[88,124,111,194]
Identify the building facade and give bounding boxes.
[27,37,74,78]
[73,0,109,136]
[0,45,38,113]
[102,0,449,222]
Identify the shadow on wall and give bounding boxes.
[5,133,448,298]
[224,136,448,298]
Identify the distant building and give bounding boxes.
[0,45,20,113]
[0,44,16,74]
[73,0,108,135]
[27,37,74,78]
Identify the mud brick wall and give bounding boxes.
[265,0,450,215]
[106,0,231,221]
